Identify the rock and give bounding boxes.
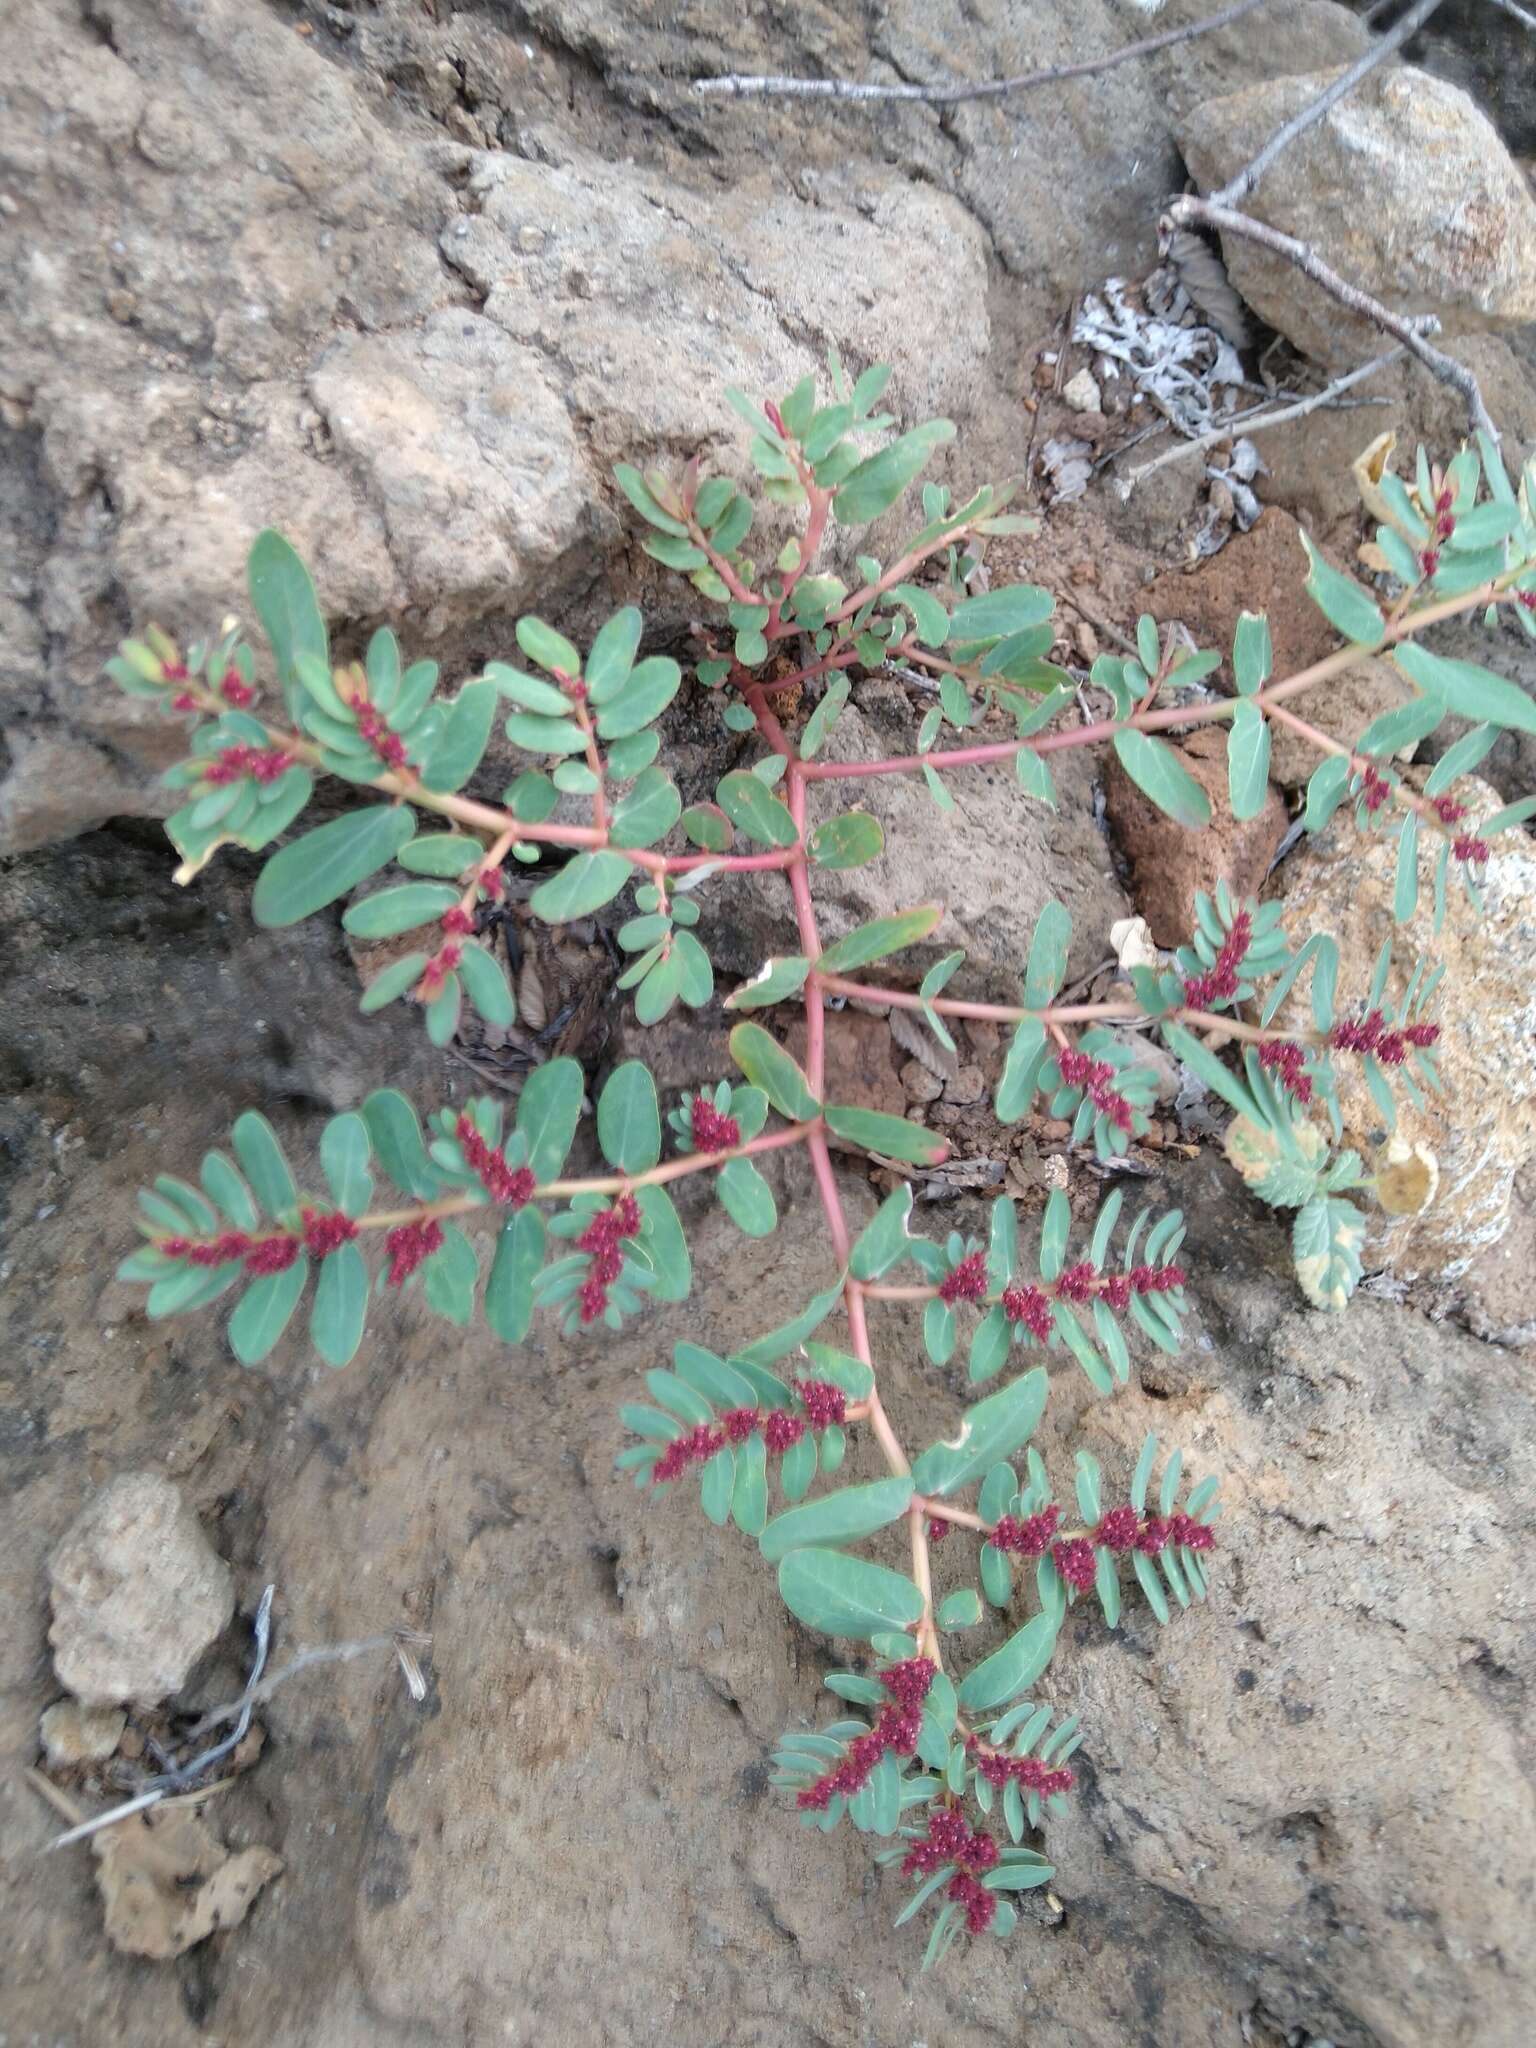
[1104,723,1288,946]
[39,1700,126,1767]
[1062,367,1102,413]
[48,1474,234,1707]
[1271,775,1536,1281]
[1143,511,1414,785]
[710,690,1129,985]
[1179,66,1536,365]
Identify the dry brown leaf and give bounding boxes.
[95,1806,282,1959]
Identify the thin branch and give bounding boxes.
[1166,194,1499,444]
[692,0,1269,104]
[184,1628,434,1740]
[1485,0,1536,28]
[1117,346,1403,498]
[1209,0,1447,206]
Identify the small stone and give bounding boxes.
[40,1700,127,1767]
[901,1058,943,1104]
[946,1064,986,1105]
[48,1473,234,1707]
[1062,367,1102,413]
[106,288,136,324]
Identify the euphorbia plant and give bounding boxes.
[108,355,1535,1958]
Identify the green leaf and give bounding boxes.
[1394,813,1420,923]
[1394,641,1536,737]
[420,678,498,793]
[1228,702,1271,821]
[1300,532,1385,644]
[484,1207,546,1342]
[1162,1023,1259,1120]
[911,1368,1048,1497]
[1304,754,1352,832]
[833,420,956,525]
[1232,611,1272,696]
[362,1094,442,1208]
[759,1477,914,1563]
[597,1061,661,1173]
[716,770,798,848]
[777,1547,925,1640]
[200,1151,260,1233]
[457,942,515,1030]
[1131,1433,1158,1513]
[949,585,1053,643]
[516,1057,584,1180]
[483,661,571,717]
[424,1223,478,1324]
[680,802,732,852]
[817,904,943,975]
[310,1241,368,1368]
[732,1431,769,1536]
[248,530,328,704]
[717,1157,777,1236]
[1112,731,1212,829]
[956,1613,1059,1710]
[613,462,689,537]
[735,1274,846,1369]
[342,882,459,940]
[595,656,682,740]
[504,711,586,756]
[634,1185,691,1300]
[726,956,811,1011]
[825,1105,945,1164]
[995,1016,1047,1122]
[850,1184,914,1281]
[1022,901,1071,1008]
[700,1446,736,1526]
[809,812,884,869]
[516,615,581,677]
[585,607,643,703]
[1293,1192,1365,1311]
[397,833,484,879]
[529,851,632,923]
[231,1111,297,1219]
[889,582,950,646]
[609,767,681,849]
[252,805,416,928]
[938,1589,982,1630]
[320,1112,373,1218]
[728,1022,820,1120]
[229,1261,307,1367]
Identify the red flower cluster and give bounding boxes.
[454,1114,536,1207]
[1360,765,1393,815]
[353,699,411,771]
[219,668,254,708]
[689,1097,741,1152]
[1182,909,1252,1008]
[796,1658,935,1812]
[939,1251,988,1305]
[990,1506,1061,1559]
[160,1208,360,1274]
[901,1806,998,1879]
[1052,1537,1097,1590]
[1056,1047,1134,1131]
[384,1218,443,1286]
[1453,833,1491,865]
[419,943,463,1000]
[1000,1282,1053,1340]
[789,1378,846,1428]
[927,1515,949,1544]
[440,906,476,937]
[1093,1506,1214,1556]
[1433,795,1469,826]
[1329,1007,1442,1067]
[1259,1038,1313,1104]
[1128,1262,1185,1295]
[1419,545,1440,579]
[966,1738,1075,1803]
[1054,1261,1096,1304]
[577,1192,644,1323]
[203,743,294,787]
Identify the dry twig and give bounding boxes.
[184,1628,433,1739]
[1117,345,1404,497]
[692,0,1268,103]
[1166,195,1499,444]
[1209,0,1447,206]
[1484,0,1536,29]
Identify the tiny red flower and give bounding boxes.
[1000,1283,1053,1341]
[1168,1511,1216,1553]
[990,1505,1060,1558]
[927,1515,949,1544]
[689,1097,741,1153]
[302,1208,358,1257]
[219,668,254,707]
[762,1409,806,1455]
[455,1114,537,1207]
[384,1218,443,1286]
[243,1233,301,1276]
[790,1378,846,1429]
[1052,1536,1098,1591]
[1259,1038,1313,1105]
[939,1250,988,1305]
[1095,1505,1140,1552]
[440,906,475,936]
[1453,834,1490,865]
[1054,1260,1096,1304]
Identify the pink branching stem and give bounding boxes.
[815,974,1322,1047]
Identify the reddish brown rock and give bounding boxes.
[1104,724,1288,946]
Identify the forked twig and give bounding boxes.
[1167,195,1498,444]
[183,1628,434,1739]
[1117,346,1404,497]
[692,0,1268,103]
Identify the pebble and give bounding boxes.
[1062,367,1102,412]
[40,1699,126,1767]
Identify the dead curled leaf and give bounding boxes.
[1373,1136,1439,1217]
[96,1806,282,1959]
